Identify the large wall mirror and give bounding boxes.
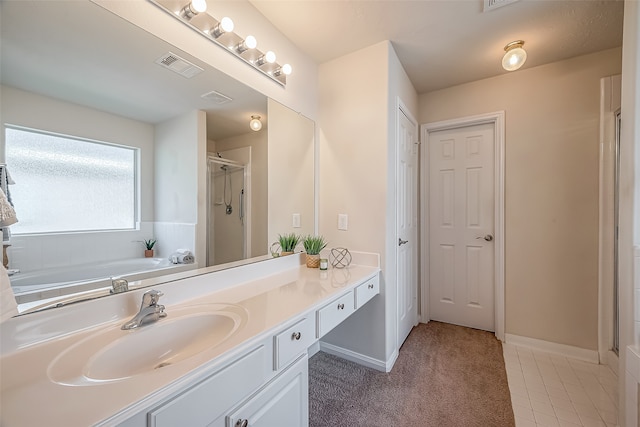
[0,0,315,314]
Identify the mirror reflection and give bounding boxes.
[0,1,314,314]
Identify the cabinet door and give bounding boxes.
[148,346,267,427]
[227,355,308,427]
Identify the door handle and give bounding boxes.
[398,238,409,246]
[475,234,494,242]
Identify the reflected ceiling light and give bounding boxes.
[236,35,257,54]
[256,50,276,66]
[180,0,207,19]
[211,16,234,38]
[274,64,292,76]
[502,40,527,71]
[250,115,262,131]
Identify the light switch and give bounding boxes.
[292,213,301,228]
[338,214,348,231]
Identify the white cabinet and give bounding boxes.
[148,346,267,427]
[226,355,308,427]
[274,317,315,371]
[317,291,355,337]
[354,275,379,308]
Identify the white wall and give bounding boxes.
[1,85,157,271]
[267,99,315,245]
[154,110,206,262]
[419,48,622,352]
[318,41,418,367]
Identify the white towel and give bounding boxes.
[0,187,17,227]
[169,251,195,264]
[1,265,18,323]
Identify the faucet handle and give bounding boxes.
[141,289,164,307]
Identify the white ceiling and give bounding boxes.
[250,0,625,93]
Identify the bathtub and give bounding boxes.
[10,258,196,304]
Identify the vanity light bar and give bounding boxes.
[148,0,289,86]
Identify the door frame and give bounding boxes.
[420,111,505,341]
[396,98,419,349]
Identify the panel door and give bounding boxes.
[428,123,495,331]
[397,109,419,347]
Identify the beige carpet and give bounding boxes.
[309,321,515,427]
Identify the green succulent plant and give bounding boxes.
[278,233,300,253]
[143,239,157,250]
[302,235,328,255]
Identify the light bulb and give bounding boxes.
[250,115,262,131]
[245,35,257,49]
[274,63,292,77]
[181,0,207,19]
[212,16,234,38]
[265,51,276,64]
[220,17,234,32]
[190,0,207,13]
[236,35,257,54]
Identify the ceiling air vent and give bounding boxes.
[201,90,233,105]
[154,52,203,79]
[483,0,520,12]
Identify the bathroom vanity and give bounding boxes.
[0,252,380,426]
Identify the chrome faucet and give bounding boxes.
[121,289,167,330]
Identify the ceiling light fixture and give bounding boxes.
[502,40,527,71]
[250,115,262,132]
[151,0,291,86]
[235,35,257,54]
[179,0,206,19]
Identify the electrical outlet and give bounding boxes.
[338,214,348,231]
[292,213,301,228]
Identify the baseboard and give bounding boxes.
[602,350,619,376]
[505,334,599,363]
[308,341,321,358]
[319,341,394,372]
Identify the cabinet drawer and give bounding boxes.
[148,346,266,427]
[274,317,315,371]
[317,291,355,337]
[355,275,379,308]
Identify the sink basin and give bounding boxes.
[48,303,247,385]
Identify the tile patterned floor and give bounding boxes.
[503,343,619,427]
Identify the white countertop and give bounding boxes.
[0,254,380,426]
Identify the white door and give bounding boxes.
[397,108,419,347]
[429,123,495,332]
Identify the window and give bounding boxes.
[5,126,137,234]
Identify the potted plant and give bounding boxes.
[143,239,157,258]
[278,233,300,256]
[302,235,328,268]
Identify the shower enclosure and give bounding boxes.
[207,156,249,267]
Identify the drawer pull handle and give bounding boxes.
[368,284,374,289]
[291,331,301,341]
[236,420,248,427]
[338,303,345,310]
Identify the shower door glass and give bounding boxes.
[207,159,246,266]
